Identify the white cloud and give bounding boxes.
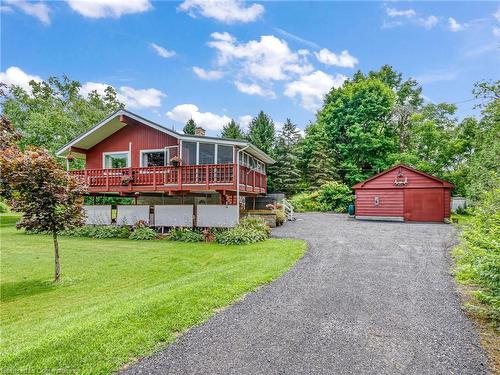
[5,0,50,24]
[418,15,438,29]
[385,7,416,18]
[192,67,224,80]
[448,17,464,32]
[284,71,347,112]
[80,82,166,109]
[234,81,275,98]
[207,32,312,81]
[178,0,264,24]
[0,66,42,93]
[66,0,152,19]
[150,43,175,58]
[166,104,232,131]
[494,9,500,36]
[314,48,358,68]
[238,115,253,129]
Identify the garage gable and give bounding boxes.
[352,164,453,190]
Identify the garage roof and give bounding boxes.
[352,164,454,189]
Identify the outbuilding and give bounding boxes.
[352,164,453,222]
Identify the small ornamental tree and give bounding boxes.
[0,146,87,281]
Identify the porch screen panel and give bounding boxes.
[217,145,233,164]
[182,142,197,165]
[199,143,215,165]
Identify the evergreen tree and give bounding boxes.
[247,111,275,154]
[220,119,245,139]
[271,119,302,194]
[183,119,196,135]
[304,124,338,190]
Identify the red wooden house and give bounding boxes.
[56,109,274,206]
[352,164,453,222]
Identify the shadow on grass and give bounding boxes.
[1,279,58,303]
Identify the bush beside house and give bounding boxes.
[290,181,353,213]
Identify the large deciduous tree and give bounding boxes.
[318,78,396,186]
[353,65,423,152]
[1,76,123,154]
[0,145,87,282]
[220,119,246,139]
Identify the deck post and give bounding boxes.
[153,166,157,190]
[177,165,182,190]
[205,165,209,189]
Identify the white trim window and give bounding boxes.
[140,149,166,167]
[103,151,130,169]
[140,146,179,167]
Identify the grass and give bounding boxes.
[0,214,306,374]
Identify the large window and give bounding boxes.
[217,145,233,164]
[141,150,165,167]
[182,142,197,165]
[199,143,215,165]
[103,152,129,169]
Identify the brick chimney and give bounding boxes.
[195,126,206,136]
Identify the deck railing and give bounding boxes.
[69,164,266,192]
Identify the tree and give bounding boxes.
[0,146,87,281]
[464,80,500,202]
[318,78,396,186]
[183,119,196,135]
[0,115,20,151]
[303,124,339,190]
[271,119,302,194]
[353,65,423,152]
[247,111,275,154]
[221,119,245,139]
[1,76,123,154]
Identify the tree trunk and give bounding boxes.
[53,230,61,282]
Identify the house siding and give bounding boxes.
[86,122,178,169]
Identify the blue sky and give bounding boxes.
[1,0,499,135]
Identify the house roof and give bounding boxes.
[351,164,454,189]
[56,109,275,164]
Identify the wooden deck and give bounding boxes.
[69,164,267,195]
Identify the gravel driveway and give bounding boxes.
[122,213,489,375]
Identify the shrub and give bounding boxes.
[317,181,353,213]
[265,203,287,226]
[61,225,130,239]
[289,192,322,212]
[275,209,287,226]
[290,182,353,213]
[453,188,499,323]
[0,200,9,213]
[216,217,270,245]
[129,227,156,240]
[167,228,203,242]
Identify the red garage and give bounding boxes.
[352,164,453,222]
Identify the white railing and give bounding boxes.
[282,198,295,221]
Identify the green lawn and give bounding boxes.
[0,215,306,374]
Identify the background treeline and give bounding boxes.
[0,66,498,206]
[1,66,499,322]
